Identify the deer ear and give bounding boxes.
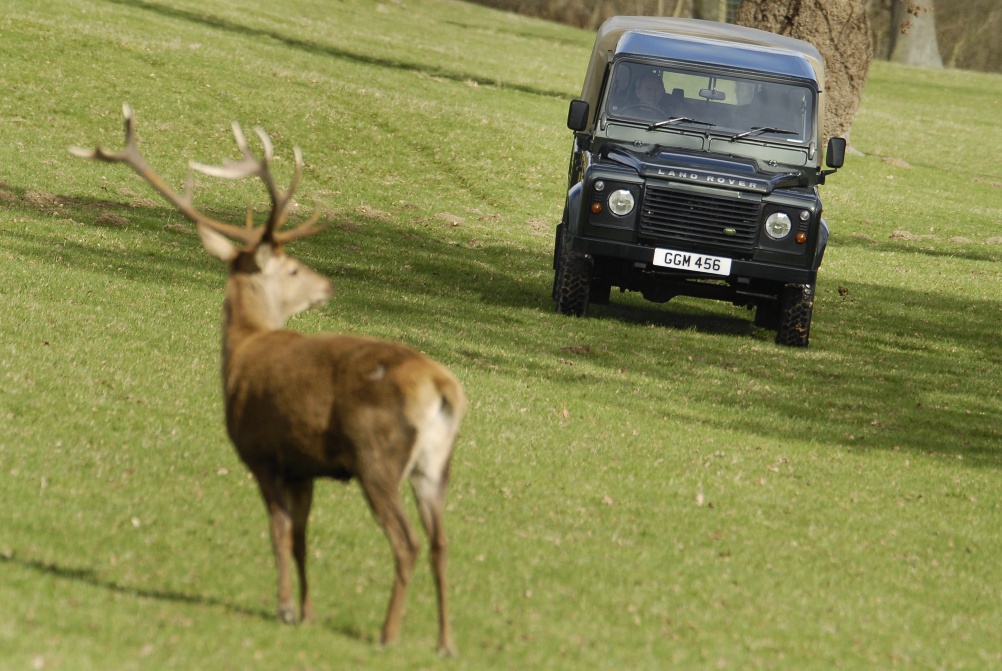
[198,223,238,262]
[253,241,275,269]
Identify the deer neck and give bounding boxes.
[220,275,286,373]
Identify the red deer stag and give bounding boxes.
[72,105,466,655]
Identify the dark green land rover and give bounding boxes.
[553,17,846,347]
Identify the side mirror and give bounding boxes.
[826,137,846,169]
[567,100,590,132]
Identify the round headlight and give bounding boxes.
[764,212,793,240]
[608,189,635,217]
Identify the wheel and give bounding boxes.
[553,223,592,317]
[775,283,814,348]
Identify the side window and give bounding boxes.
[607,63,640,113]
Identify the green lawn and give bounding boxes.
[1,1,1000,669]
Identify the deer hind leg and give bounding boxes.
[358,472,421,647]
[252,466,303,624]
[411,453,456,657]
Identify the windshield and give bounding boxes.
[604,60,815,144]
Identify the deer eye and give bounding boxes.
[289,267,299,276]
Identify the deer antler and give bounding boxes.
[70,104,326,246]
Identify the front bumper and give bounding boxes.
[569,234,818,285]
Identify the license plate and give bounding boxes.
[652,247,732,276]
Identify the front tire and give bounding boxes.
[775,283,815,348]
[553,222,592,317]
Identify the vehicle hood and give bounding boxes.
[604,146,803,195]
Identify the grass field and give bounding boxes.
[1,0,1001,669]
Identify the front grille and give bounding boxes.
[639,184,761,254]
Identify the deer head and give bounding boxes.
[71,104,332,330]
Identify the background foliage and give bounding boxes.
[471,0,1002,74]
[1,0,1000,669]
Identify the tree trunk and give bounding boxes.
[735,0,872,150]
[691,0,721,20]
[936,0,1001,73]
[889,0,943,67]
[868,0,894,60]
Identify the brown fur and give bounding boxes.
[218,246,467,656]
[71,110,466,654]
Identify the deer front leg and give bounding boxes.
[269,505,298,623]
[253,468,298,624]
[289,478,316,623]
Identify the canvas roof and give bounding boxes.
[579,17,826,110]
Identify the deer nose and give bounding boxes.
[317,280,334,303]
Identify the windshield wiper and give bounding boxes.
[647,116,715,131]
[729,126,798,142]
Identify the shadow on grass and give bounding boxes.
[20,185,1002,359]
[101,0,573,100]
[12,188,1002,467]
[441,19,590,49]
[0,552,375,642]
[593,298,758,340]
[834,232,1002,264]
[0,219,223,292]
[326,218,1000,468]
[0,552,270,622]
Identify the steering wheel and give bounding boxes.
[620,103,664,117]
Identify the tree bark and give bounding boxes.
[691,0,722,20]
[735,0,872,150]
[889,0,943,67]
